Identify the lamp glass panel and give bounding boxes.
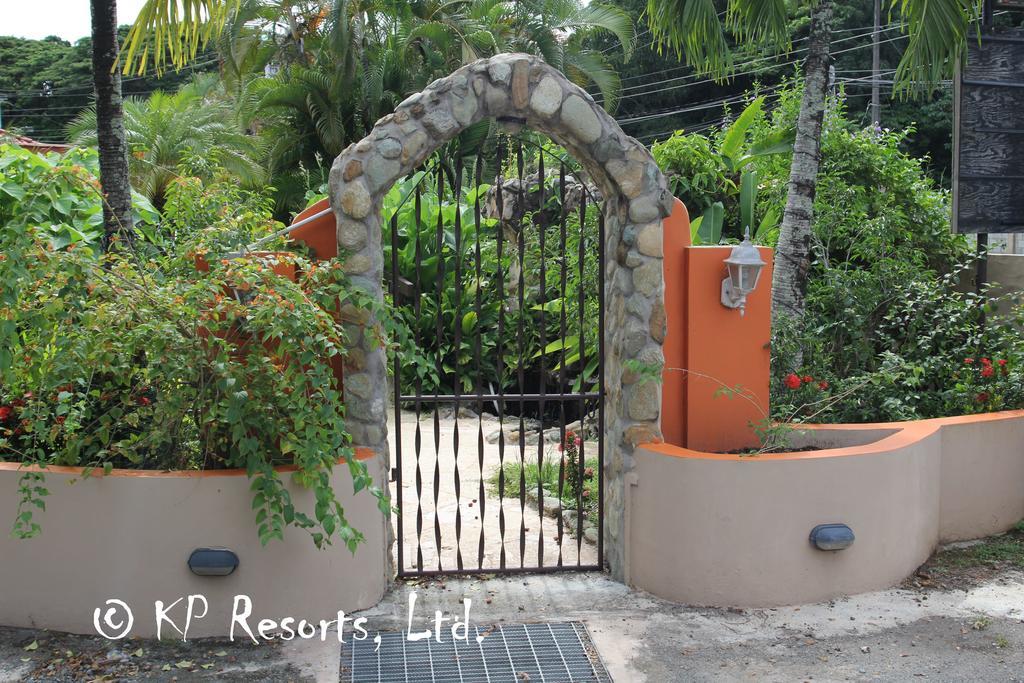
[728,262,742,291]
[741,263,762,292]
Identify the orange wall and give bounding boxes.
[660,199,774,452]
[682,246,773,452]
[290,198,337,259]
[661,199,691,446]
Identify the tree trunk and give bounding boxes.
[90,0,133,252]
[770,0,833,325]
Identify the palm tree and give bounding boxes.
[90,0,134,250]
[645,0,983,326]
[124,0,634,109]
[122,0,637,216]
[68,76,266,209]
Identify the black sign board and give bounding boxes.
[953,28,1024,233]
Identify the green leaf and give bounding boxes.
[697,202,724,245]
[689,215,704,245]
[532,336,580,359]
[740,170,756,237]
[743,126,795,161]
[461,311,478,334]
[720,97,764,169]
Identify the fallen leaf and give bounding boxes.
[214,650,228,657]
[162,664,172,671]
[175,660,194,669]
[132,648,144,658]
[23,641,38,652]
[201,663,215,670]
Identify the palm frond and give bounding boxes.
[727,0,789,54]
[122,0,241,75]
[564,49,622,111]
[573,3,636,62]
[646,0,731,77]
[891,0,979,97]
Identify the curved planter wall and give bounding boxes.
[627,411,1024,608]
[0,452,386,637]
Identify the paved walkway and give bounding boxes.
[6,570,1021,681]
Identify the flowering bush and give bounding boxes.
[767,372,837,426]
[559,430,591,505]
[950,357,1017,415]
[0,165,391,550]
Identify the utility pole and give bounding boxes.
[976,0,995,295]
[871,0,881,126]
[0,95,6,129]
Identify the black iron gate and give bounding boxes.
[387,137,605,577]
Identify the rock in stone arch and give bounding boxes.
[328,53,673,580]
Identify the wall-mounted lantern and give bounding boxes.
[809,524,855,551]
[720,229,766,317]
[188,548,239,576]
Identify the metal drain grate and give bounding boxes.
[340,621,612,682]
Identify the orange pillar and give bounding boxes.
[660,198,774,452]
[660,199,690,447]
[682,247,773,453]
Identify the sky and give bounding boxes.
[2,0,151,42]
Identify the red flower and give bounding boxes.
[998,359,1008,367]
[976,392,990,404]
[981,365,995,379]
[964,358,975,365]
[584,467,594,478]
[981,357,992,366]
[137,396,152,407]
[55,415,65,425]
[802,375,813,384]
[818,381,830,391]
[0,406,12,421]
[784,373,802,390]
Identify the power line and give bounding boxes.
[602,24,908,109]
[617,84,787,126]
[0,57,219,98]
[612,31,910,125]
[610,21,903,99]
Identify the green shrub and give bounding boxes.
[0,144,158,249]
[753,88,1021,422]
[0,155,389,549]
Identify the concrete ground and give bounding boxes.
[4,570,1022,681]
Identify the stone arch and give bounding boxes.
[329,53,672,579]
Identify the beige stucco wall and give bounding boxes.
[0,457,387,638]
[988,254,1024,296]
[938,413,1024,541]
[961,254,1024,313]
[627,411,1024,608]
